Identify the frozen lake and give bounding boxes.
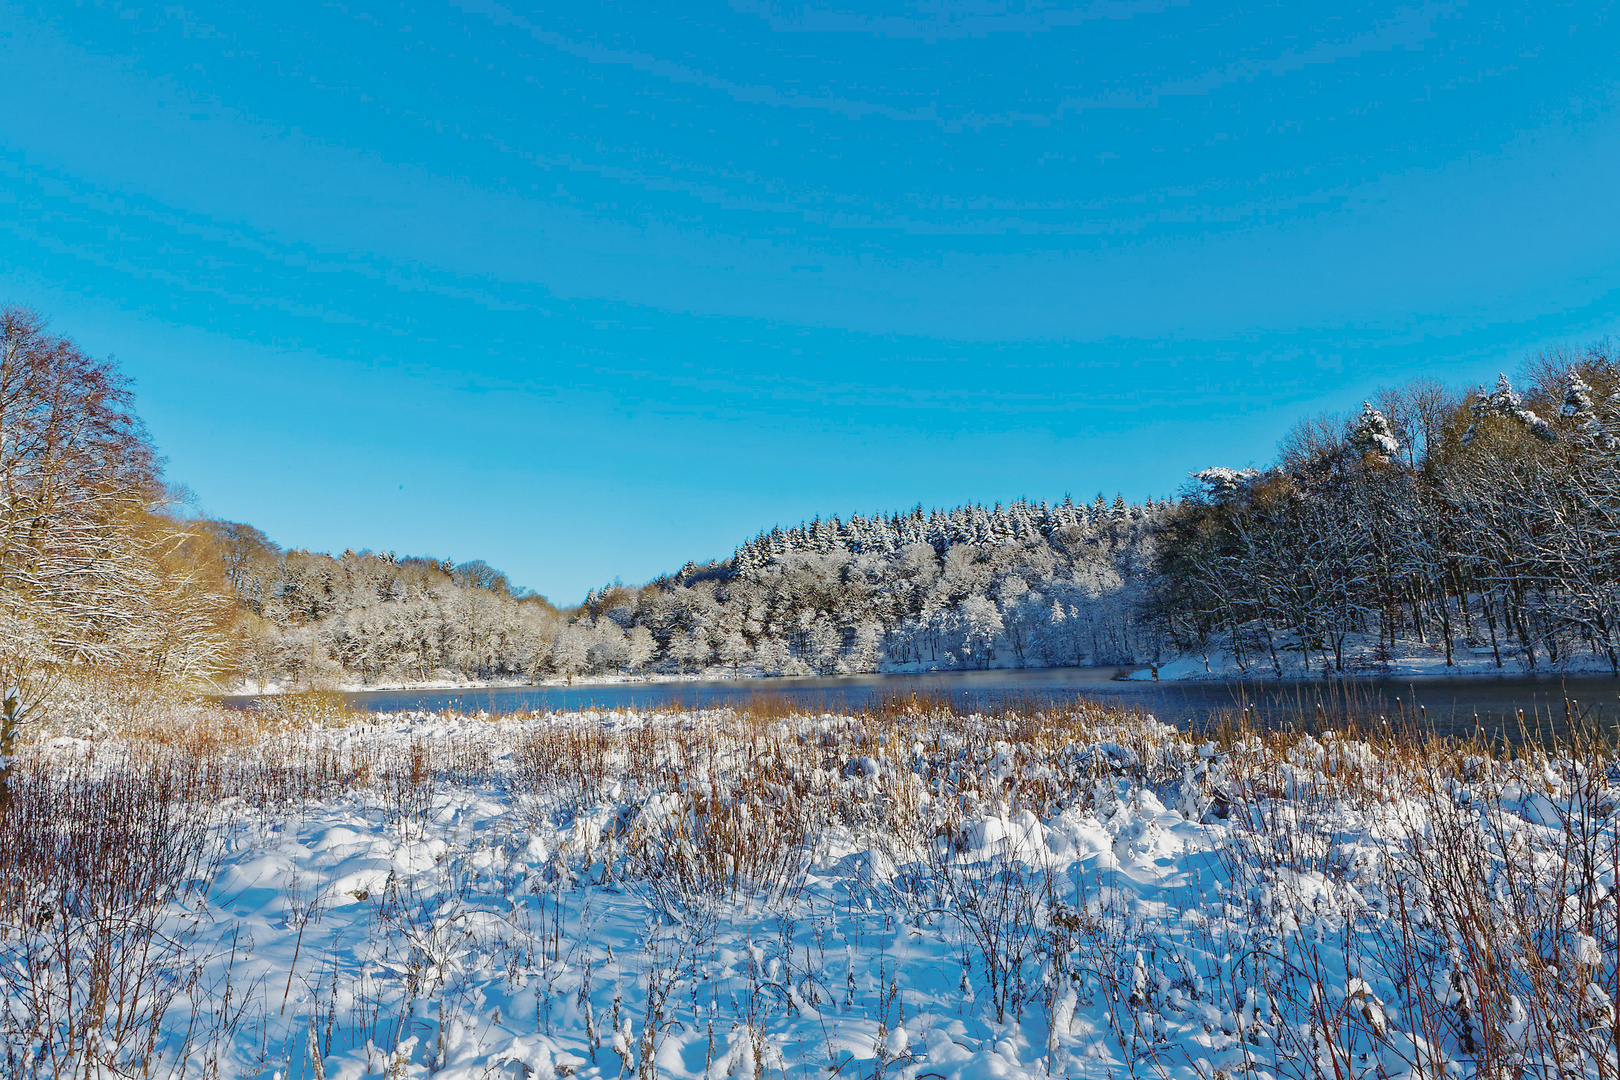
[240,666,1620,742]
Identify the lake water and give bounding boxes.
[243,667,1620,743]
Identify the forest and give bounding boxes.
[1156,346,1620,677]
[5,304,1620,713]
[220,342,1620,687]
[205,493,1169,689]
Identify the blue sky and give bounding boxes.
[3,1,1618,603]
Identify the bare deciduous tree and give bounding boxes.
[0,308,238,799]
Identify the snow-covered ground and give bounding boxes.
[1134,635,1620,682]
[4,702,1618,1079]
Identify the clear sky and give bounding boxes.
[3,1,1618,604]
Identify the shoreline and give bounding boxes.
[220,653,1620,700]
[223,671,733,698]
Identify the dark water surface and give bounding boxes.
[231,667,1620,742]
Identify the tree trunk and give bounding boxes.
[0,691,22,813]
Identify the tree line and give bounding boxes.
[5,304,1619,723]
[567,496,1170,679]
[200,495,1167,687]
[220,337,1620,684]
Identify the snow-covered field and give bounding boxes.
[4,700,1618,1080]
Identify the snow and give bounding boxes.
[1129,631,1620,681]
[5,703,1618,1079]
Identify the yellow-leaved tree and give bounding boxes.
[0,308,240,801]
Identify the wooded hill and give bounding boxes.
[201,494,1166,687]
[209,338,1620,685]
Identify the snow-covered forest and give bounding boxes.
[1155,343,1620,676]
[204,529,567,688]
[218,341,1620,686]
[593,496,1169,677]
[213,494,1171,689]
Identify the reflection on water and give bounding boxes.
[225,666,1620,742]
